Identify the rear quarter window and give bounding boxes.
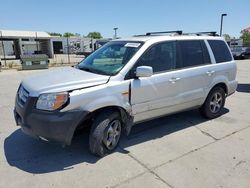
[208,40,232,63]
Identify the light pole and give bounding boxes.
[220,13,227,36]
[113,27,118,39]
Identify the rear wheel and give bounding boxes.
[200,87,225,119]
[89,111,122,157]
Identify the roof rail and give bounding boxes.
[145,30,183,36]
[183,31,218,36]
[133,34,148,37]
[133,31,219,37]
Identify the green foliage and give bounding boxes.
[63,32,75,37]
[74,33,81,37]
[47,32,62,37]
[87,32,102,39]
[223,34,231,41]
[240,30,250,45]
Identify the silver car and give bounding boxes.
[14,31,237,157]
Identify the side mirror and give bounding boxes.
[136,66,153,78]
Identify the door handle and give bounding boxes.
[206,70,215,76]
[169,77,181,83]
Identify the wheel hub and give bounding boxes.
[210,92,222,113]
[103,120,121,150]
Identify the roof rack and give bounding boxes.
[145,30,183,36]
[133,31,219,37]
[183,31,218,36]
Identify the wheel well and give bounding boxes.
[91,106,129,122]
[212,83,228,95]
[75,106,130,131]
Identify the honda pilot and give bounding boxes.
[14,31,237,157]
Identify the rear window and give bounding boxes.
[208,40,232,63]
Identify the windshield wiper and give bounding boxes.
[79,66,93,72]
[78,66,110,76]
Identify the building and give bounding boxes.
[227,38,243,47]
[226,27,250,47]
[0,30,52,59]
[0,29,111,60]
[244,27,250,32]
[51,36,95,54]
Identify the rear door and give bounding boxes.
[175,40,213,107]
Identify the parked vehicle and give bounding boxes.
[242,47,250,59]
[14,31,237,157]
[231,47,245,59]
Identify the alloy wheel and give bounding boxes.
[209,92,223,113]
[103,120,122,150]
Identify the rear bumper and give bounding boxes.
[14,97,88,145]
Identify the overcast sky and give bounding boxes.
[0,0,249,38]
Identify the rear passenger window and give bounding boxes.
[176,40,210,69]
[177,40,209,69]
[208,40,232,63]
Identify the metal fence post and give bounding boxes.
[67,37,70,64]
[0,30,7,66]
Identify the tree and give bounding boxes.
[240,30,250,46]
[63,32,75,37]
[74,33,81,37]
[47,32,62,37]
[87,32,102,39]
[223,34,231,41]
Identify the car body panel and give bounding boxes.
[22,67,110,96]
[62,80,131,113]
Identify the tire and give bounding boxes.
[89,110,122,157]
[200,87,226,119]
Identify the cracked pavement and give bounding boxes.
[1,60,250,188]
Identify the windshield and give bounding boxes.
[77,41,143,75]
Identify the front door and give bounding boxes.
[129,41,182,122]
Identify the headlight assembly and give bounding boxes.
[36,92,69,111]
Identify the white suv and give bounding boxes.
[14,31,237,156]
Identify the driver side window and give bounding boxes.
[126,41,176,79]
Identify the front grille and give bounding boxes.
[17,85,29,106]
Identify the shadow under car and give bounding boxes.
[4,108,229,174]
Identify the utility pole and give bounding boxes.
[113,27,118,39]
[0,30,7,66]
[220,13,227,36]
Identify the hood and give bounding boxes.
[22,67,110,96]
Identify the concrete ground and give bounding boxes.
[0,60,250,188]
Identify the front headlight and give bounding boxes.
[36,92,69,111]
